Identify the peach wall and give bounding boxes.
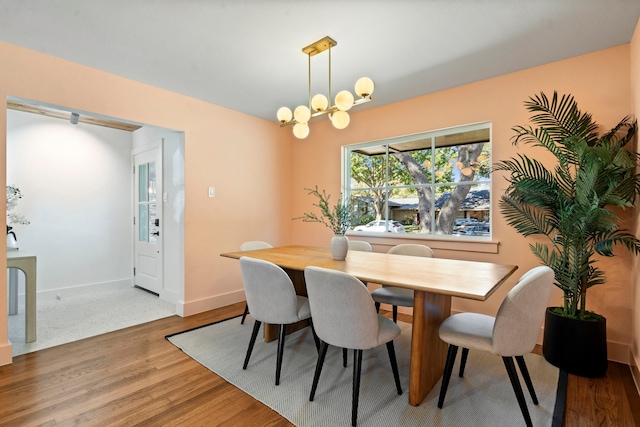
[631,17,640,389]
[0,39,637,367]
[0,41,292,365]
[291,44,635,363]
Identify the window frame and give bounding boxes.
[342,121,492,240]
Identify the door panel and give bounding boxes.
[134,143,162,294]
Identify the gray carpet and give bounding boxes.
[8,287,176,357]
[168,316,562,426]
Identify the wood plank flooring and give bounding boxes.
[0,302,638,426]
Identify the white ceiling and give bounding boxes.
[1,1,639,122]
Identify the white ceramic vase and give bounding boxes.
[330,234,349,260]
[6,230,19,251]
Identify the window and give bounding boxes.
[344,122,491,237]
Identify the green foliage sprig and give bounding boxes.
[294,186,351,235]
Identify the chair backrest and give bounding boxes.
[492,266,554,356]
[239,256,301,325]
[387,243,435,258]
[348,240,372,252]
[240,241,273,251]
[304,266,381,350]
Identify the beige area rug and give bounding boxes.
[168,316,565,426]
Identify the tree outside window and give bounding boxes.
[345,123,491,236]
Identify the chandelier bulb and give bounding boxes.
[355,77,375,98]
[294,105,311,123]
[311,94,329,112]
[277,107,293,123]
[293,122,310,139]
[335,90,354,111]
[330,111,350,129]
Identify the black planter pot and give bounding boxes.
[542,307,608,377]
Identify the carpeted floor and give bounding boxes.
[168,316,564,427]
[8,286,176,357]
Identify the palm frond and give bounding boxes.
[523,92,600,145]
[499,196,554,237]
[593,229,640,256]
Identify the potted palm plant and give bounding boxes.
[493,91,640,377]
[294,186,351,260]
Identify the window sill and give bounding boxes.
[344,231,499,254]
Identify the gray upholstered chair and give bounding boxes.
[239,256,316,386]
[239,241,273,324]
[437,266,554,427]
[343,240,373,365]
[370,244,435,322]
[304,266,402,427]
[348,240,372,252]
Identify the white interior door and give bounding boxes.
[133,142,163,294]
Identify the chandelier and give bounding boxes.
[276,36,374,139]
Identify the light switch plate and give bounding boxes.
[208,187,215,198]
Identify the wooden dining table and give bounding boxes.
[221,245,517,406]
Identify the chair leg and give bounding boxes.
[515,355,539,405]
[375,302,381,313]
[275,324,287,385]
[392,305,398,323]
[240,303,249,324]
[309,319,320,352]
[437,344,458,408]
[343,348,348,367]
[459,347,469,377]
[243,320,262,369]
[310,341,329,401]
[386,341,402,395]
[352,349,363,427]
[503,356,533,427]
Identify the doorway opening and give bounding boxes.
[6,97,185,357]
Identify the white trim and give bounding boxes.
[180,290,246,317]
[345,234,500,254]
[346,120,492,151]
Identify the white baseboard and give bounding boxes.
[607,341,630,365]
[34,279,134,302]
[181,289,245,317]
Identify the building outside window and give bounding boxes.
[344,122,491,237]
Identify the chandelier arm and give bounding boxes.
[279,98,372,127]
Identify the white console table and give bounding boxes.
[7,250,37,342]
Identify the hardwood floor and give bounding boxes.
[0,302,638,426]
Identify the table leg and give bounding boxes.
[24,260,37,343]
[409,290,451,406]
[8,268,18,315]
